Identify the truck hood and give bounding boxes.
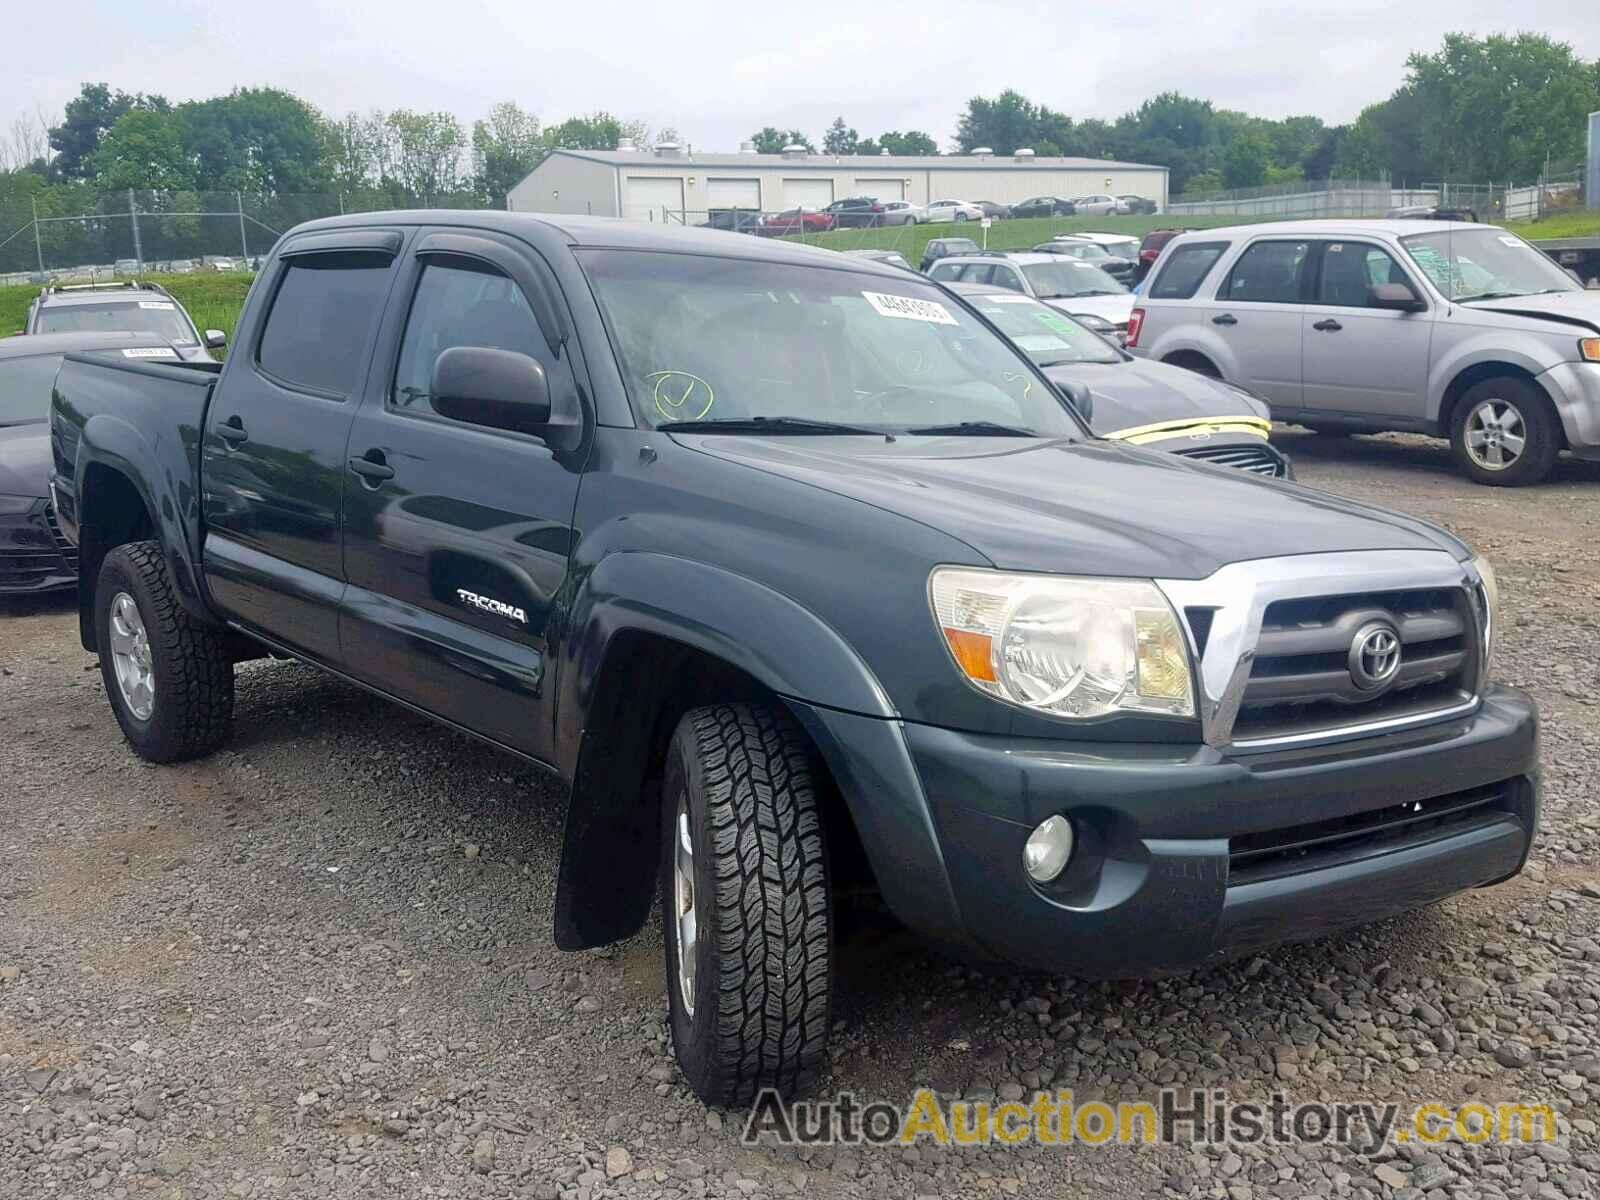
[1042,293,1136,325]
[678,435,1464,579]
[1043,358,1268,436]
[0,422,49,498]
[1457,290,1600,335]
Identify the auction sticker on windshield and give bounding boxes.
[138,301,177,310]
[863,291,958,326]
[121,347,178,358]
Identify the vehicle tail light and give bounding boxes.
[1126,308,1146,348]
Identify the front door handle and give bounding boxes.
[216,416,247,445]
[348,452,395,483]
[1313,319,1343,332]
[1212,313,1238,326]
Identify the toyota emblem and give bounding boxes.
[1348,622,1401,691]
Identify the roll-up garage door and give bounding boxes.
[854,177,906,200]
[625,176,686,222]
[707,178,762,211]
[782,178,835,209]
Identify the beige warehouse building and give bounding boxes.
[506,143,1169,221]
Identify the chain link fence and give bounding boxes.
[1167,167,1588,223]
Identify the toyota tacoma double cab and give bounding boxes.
[51,211,1538,1107]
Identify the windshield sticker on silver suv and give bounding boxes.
[121,347,178,358]
[862,292,957,326]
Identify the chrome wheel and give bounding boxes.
[1464,399,1526,471]
[108,591,155,720]
[672,798,697,1018]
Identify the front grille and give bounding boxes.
[1228,783,1511,885]
[1178,443,1288,477]
[1230,587,1476,744]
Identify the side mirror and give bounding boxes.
[1369,283,1425,313]
[432,346,552,436]
[1055,378,1094,426]
[204,329,227,349]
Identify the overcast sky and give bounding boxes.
[12,1,1600,154]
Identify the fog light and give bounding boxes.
[1023,815,1074,883]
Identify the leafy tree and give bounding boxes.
[384,110,467,201]
[86,109,194,190]
[956,90,1064,154]
[48,83,168,180]
[1334,89,1430,182]
[822,117,858,155]
[538,112,649,152]
[179,88,330,193]
[750,127,814,153]
[472,101,542,203]
[320,111,388,195]
[1222,129,1271,189]
[876,130,938,156]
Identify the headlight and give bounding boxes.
[1069,313,1114,333]
[1579,337,1600,363]
[0,494,37,515]
[1472,552,1498,670]
[929,567,1194,719]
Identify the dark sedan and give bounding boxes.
[1010,195,1075,218]
[944,283,1292,478]
[1,332,186,593]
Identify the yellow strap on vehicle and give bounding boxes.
[1103,416,1273,445]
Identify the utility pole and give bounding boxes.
[128,189,143,271]
[236,191,249,260]
[31,198,44,275]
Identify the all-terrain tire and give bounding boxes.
[661,703,831,1107]
[1449,375,1562,487]
[96,540,234,762]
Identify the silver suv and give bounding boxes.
[1127,219,1600,485]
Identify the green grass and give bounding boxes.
[1505,209,1600,241]
[784,213,1252,263]
[0,272,256,341]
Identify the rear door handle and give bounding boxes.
[348,452,395,483]
[216,417,247,445]
[1313,319,1343,332]
[1212,313,1237,326]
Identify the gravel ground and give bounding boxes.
[3,429,1598,1200]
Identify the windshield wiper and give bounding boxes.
[1455,290,1531,303]
[658,416,881,435]
[905,420,1036,437]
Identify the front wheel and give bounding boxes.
[96,541,234,762]
[1449,377,1561,486]
[661,703,831,1106]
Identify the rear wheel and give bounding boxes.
[1449,376,1561,486]
[96,541,234,762]
[661,703,831,1106]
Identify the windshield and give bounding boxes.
[1400,229,1580,302]
[965,294,1122,366]
[1022,261,1128,299]
[35,300,197,344]
[579,250,1084,438]
[0,354,64,426]
[1096,241,1139,261]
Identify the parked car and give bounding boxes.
[1010,195,1076,219]
[207,257,238,272]
[972,200,1011,220]
[878,200,924,226]
[1074,232,1142,262]
[1032,238,1136,282]
[1135,228,1189,284]
[113,259,141,277]
[761,208,835,235]
[948,282,1290,477]
[24,281,225,362]
[845,248,915,272]
[0,331,186,594]
[1071,194,1122,217]
[702,208,765,234]
[924,199,985,223]
[824,197,888,228]
[166,259,197,274]
[1118,195,1159,215]
[50,208,1535,1111]
[1127,219,1600,485]
[918,236,983,272]
[1387,205,1479,223]
[929,252,1136,339]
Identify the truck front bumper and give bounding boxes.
[876,687,1538,978]
[1541,361,1600,460]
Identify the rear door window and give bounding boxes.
[1220,240,1312,304]
[256,252,394,397]
[1147,242,1229,300]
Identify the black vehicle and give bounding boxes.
[1386,205,1480,223]
[1031,239,1137,282]
[844,248,915,272]
[25,281,226,362]
[51,212,1537,1109]
[947,282,1290,477]
[701,208,764,234]
[919,235,982,271]
[1,332,186,594]
[1010,195,1075,219]
[1119,194,1159,215]
[972,200,1011,220]
[823,197,887,228]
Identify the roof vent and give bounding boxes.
[653,141,683,157]
[781,143,809,159]
[1014,147,1036,161]
[971,146,994,158]
[738,140,757,154]
[616,137,638,152]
